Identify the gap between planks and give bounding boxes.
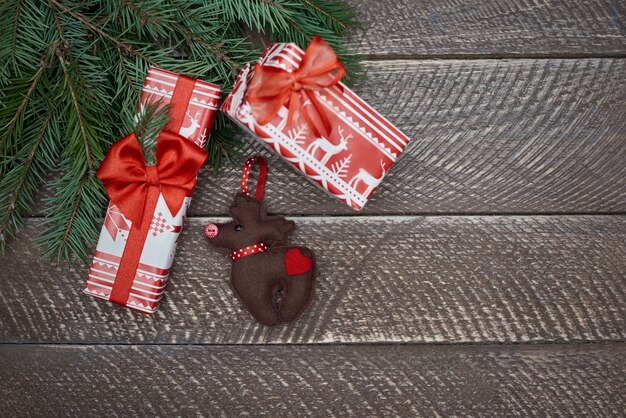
[1,340,624,347]
[358,53,626,61]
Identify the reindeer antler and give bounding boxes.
[230,194,262,223]
[338,126,353,142]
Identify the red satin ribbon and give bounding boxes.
[97,130,207,305]
[246,36,345,138]
[167,75,196,133]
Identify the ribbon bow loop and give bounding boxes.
[97,130,207,225]
[246,36,345,138]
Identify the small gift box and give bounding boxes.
[222,36,410,210]
[84,68,220,314]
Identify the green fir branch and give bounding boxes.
[299,0,347,31]
[38,173,105,262]
[11,0,22,54]
[54,45,95,174]
[1,112,53,232]
[129,99,171,166]
[0,0,360,263]
[0,109,58,250]
[206,112,241,173]
[0,47,51,155]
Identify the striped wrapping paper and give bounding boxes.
[222,42,410,210]
[84,68,220,313]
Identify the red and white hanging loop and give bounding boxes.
[241,156,268,201]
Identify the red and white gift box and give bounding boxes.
[222,41,410,210]
[84,68,220,314]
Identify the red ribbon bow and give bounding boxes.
[246,35,346,138]
[97,130,207,225]
[97,130,206,306]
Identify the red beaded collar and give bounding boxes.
[230,242,268,261]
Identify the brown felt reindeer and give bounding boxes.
[204,157,316,326]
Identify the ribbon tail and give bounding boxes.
[109,185,160,306]
[161,186,189,218]
[301,90,332,138]
[286,90,300,128]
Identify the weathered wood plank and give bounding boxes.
[1,343,624,416]
[348,0,626,56]
[1,216,624,344]
[188,59,626,215]
[25,59,626,216]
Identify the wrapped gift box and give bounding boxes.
[222,41,410,210]
[84,68,220,313]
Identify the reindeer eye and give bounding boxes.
[234,224,243,232]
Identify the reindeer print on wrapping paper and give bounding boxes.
[305,126,352,165]
[348,160,387,197]
[180,111,202,138]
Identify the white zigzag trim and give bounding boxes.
[127,300,157,313]
[92,259,170,281]
[317,93,397,160]
[88,275,166,293]
[143,85,172,96]
[190,97,219,107]
[84,287,110,299]
[92,259,118,270]
[323,89,404,153]
[341,90,409,147]
[84,287,159,313]
[147,72,220,93]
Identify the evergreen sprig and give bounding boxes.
[130,100,171,166]
[0,0,358,262]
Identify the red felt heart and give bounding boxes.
[285,248,313,276]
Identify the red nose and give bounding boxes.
[204,224,219,239]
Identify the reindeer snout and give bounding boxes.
[204,223,219,239]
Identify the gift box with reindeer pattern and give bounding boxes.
[221,40,410,210]
[84,68,220,313]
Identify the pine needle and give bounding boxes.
[130,99,171,166]
[0,0,361,263]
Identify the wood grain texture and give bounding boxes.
[1,343,624,416]
[24,59,626,216]
[348,0,626,56]
[1,216,624,344]
[185,59,626,215]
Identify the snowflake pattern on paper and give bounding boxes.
[287,124,308,145]
[330,154,352,179]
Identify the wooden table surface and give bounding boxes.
[2,1,625,416]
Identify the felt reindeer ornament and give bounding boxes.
[204,156,316,326]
